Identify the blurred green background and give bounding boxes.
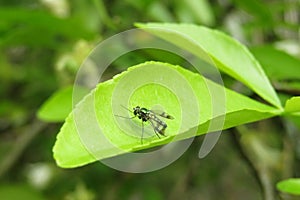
[1,0,299,199]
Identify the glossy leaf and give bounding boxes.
[53,62,281,168]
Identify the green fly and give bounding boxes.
[115,106,174,144]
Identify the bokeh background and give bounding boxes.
[1,0,300,199]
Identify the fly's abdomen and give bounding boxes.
[152,115,167,136]
[160,112,174,119]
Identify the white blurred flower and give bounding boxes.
[26,163,52,189]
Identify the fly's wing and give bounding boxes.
[149,110,174,119]
[148,113,167,136]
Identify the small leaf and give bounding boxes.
[37,86,88,122]
[53,61,281,168]
[285,96,300,115]
[135,23,282,108]
[277,178,300,195]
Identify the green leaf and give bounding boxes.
[277,178,300,195]
[37,86,88,122]
[135,23,282,109]
[250,46,300,80]
[284,96,300,116]
[53,61,281,168]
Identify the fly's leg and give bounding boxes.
[114,115,136,119]
[141,121,144,144]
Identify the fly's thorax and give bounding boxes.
[132,106,149,122]
[140,107,149,114]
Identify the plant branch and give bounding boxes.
[0,119,47,178]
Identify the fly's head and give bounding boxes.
[133,106,140,117]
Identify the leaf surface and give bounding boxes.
[53,62,281,168]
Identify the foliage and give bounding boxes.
[1,0,300,199]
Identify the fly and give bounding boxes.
[115,106,174,144]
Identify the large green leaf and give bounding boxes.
[53,62,281,168]
[135,23,282,109]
